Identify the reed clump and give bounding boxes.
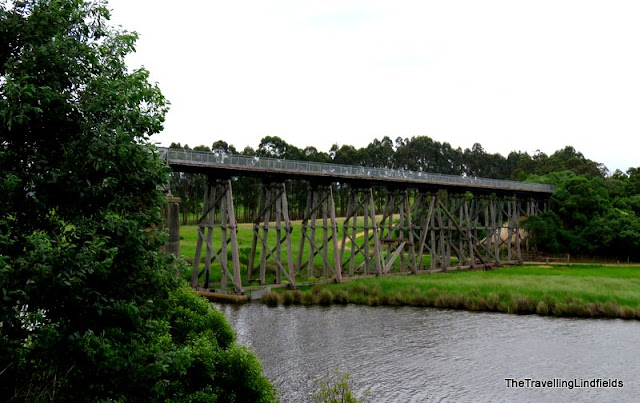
[291,289,303,304]
[262,291,282,306]
[332,290,349,304]
[302,291,316,305]
[317,289,334,306]
[282,290,295,305]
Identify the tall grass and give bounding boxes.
[267,265,640,320]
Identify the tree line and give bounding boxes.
[169,135,640,261]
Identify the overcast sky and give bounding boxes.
[108,0,639,173]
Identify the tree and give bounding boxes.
[332,144,361,165]
[0,1,275,400]
[303,145,331,163]
[519,146,606,178]
[524,169,640,260]
[212,140,238,156]
[553,175,610,230]
[257,135,302,159]
[392,135,464,174]
[462,143,508,178]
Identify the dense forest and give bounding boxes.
[169,135,640,262]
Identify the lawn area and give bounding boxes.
[178,218,436,284]
[179,222,640,320]
[180,218,377,260]
[265,264,640,320]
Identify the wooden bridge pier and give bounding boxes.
[408,192,528,271]
[247,181,295,286]
[189,179,546,293]
[412,191,436,270]
[340,186,383,277]
[191,177,243,293]
[297,183,342,282]
[378,188,416,274]
[174,148,553,294]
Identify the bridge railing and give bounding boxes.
[160,147,554,193]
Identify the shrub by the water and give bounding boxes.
[302,291,316,305]
[282,290,295,305]
[332,290,349,304]
[318,289,334,305]
[291,289,303,304]
[263,291,282,306]
[313,370,366,403]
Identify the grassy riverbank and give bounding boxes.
[263,264,640,320]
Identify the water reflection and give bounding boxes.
[217,304,639,402]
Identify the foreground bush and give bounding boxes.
[0,1,275,400]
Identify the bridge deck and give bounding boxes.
[159,147,553,196]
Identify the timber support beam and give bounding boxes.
[297,183,342,282]
[191,177,242,294]
[247,181,295,287]
[340,186,383,277]
[379,189,416,274]
[189,172,550,291]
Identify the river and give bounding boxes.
[216,303,639,402]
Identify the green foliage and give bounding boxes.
[0,1,275,401]
[523,212,563,253]
[528,146,606,178]
[553,176,610,229]
[257,135,303,160]
[313,369,366,403]
[523,169,640,260]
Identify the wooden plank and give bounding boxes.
[260,185,271,284]
[296,188,312,273]
[383,242,406,274]
[220,186,227,290]
[369,188,383,276]
[363,194,370,275]
[404,190,417,273]
[280,182,295,286]
[321,190,330,277]
[275,188,283,284]
[225,180,243,293]
[329,186,343,283]
[308,189,318,277]
[418,195,435,270]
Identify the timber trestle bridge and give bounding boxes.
[159,147,554,294]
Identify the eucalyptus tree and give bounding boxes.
[0,1,275,400]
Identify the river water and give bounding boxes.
[216,303,639,402]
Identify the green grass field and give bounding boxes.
[180,217,381,260]
[179,222,640,319]
[265,264,640,319]
[179,218,437,285]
